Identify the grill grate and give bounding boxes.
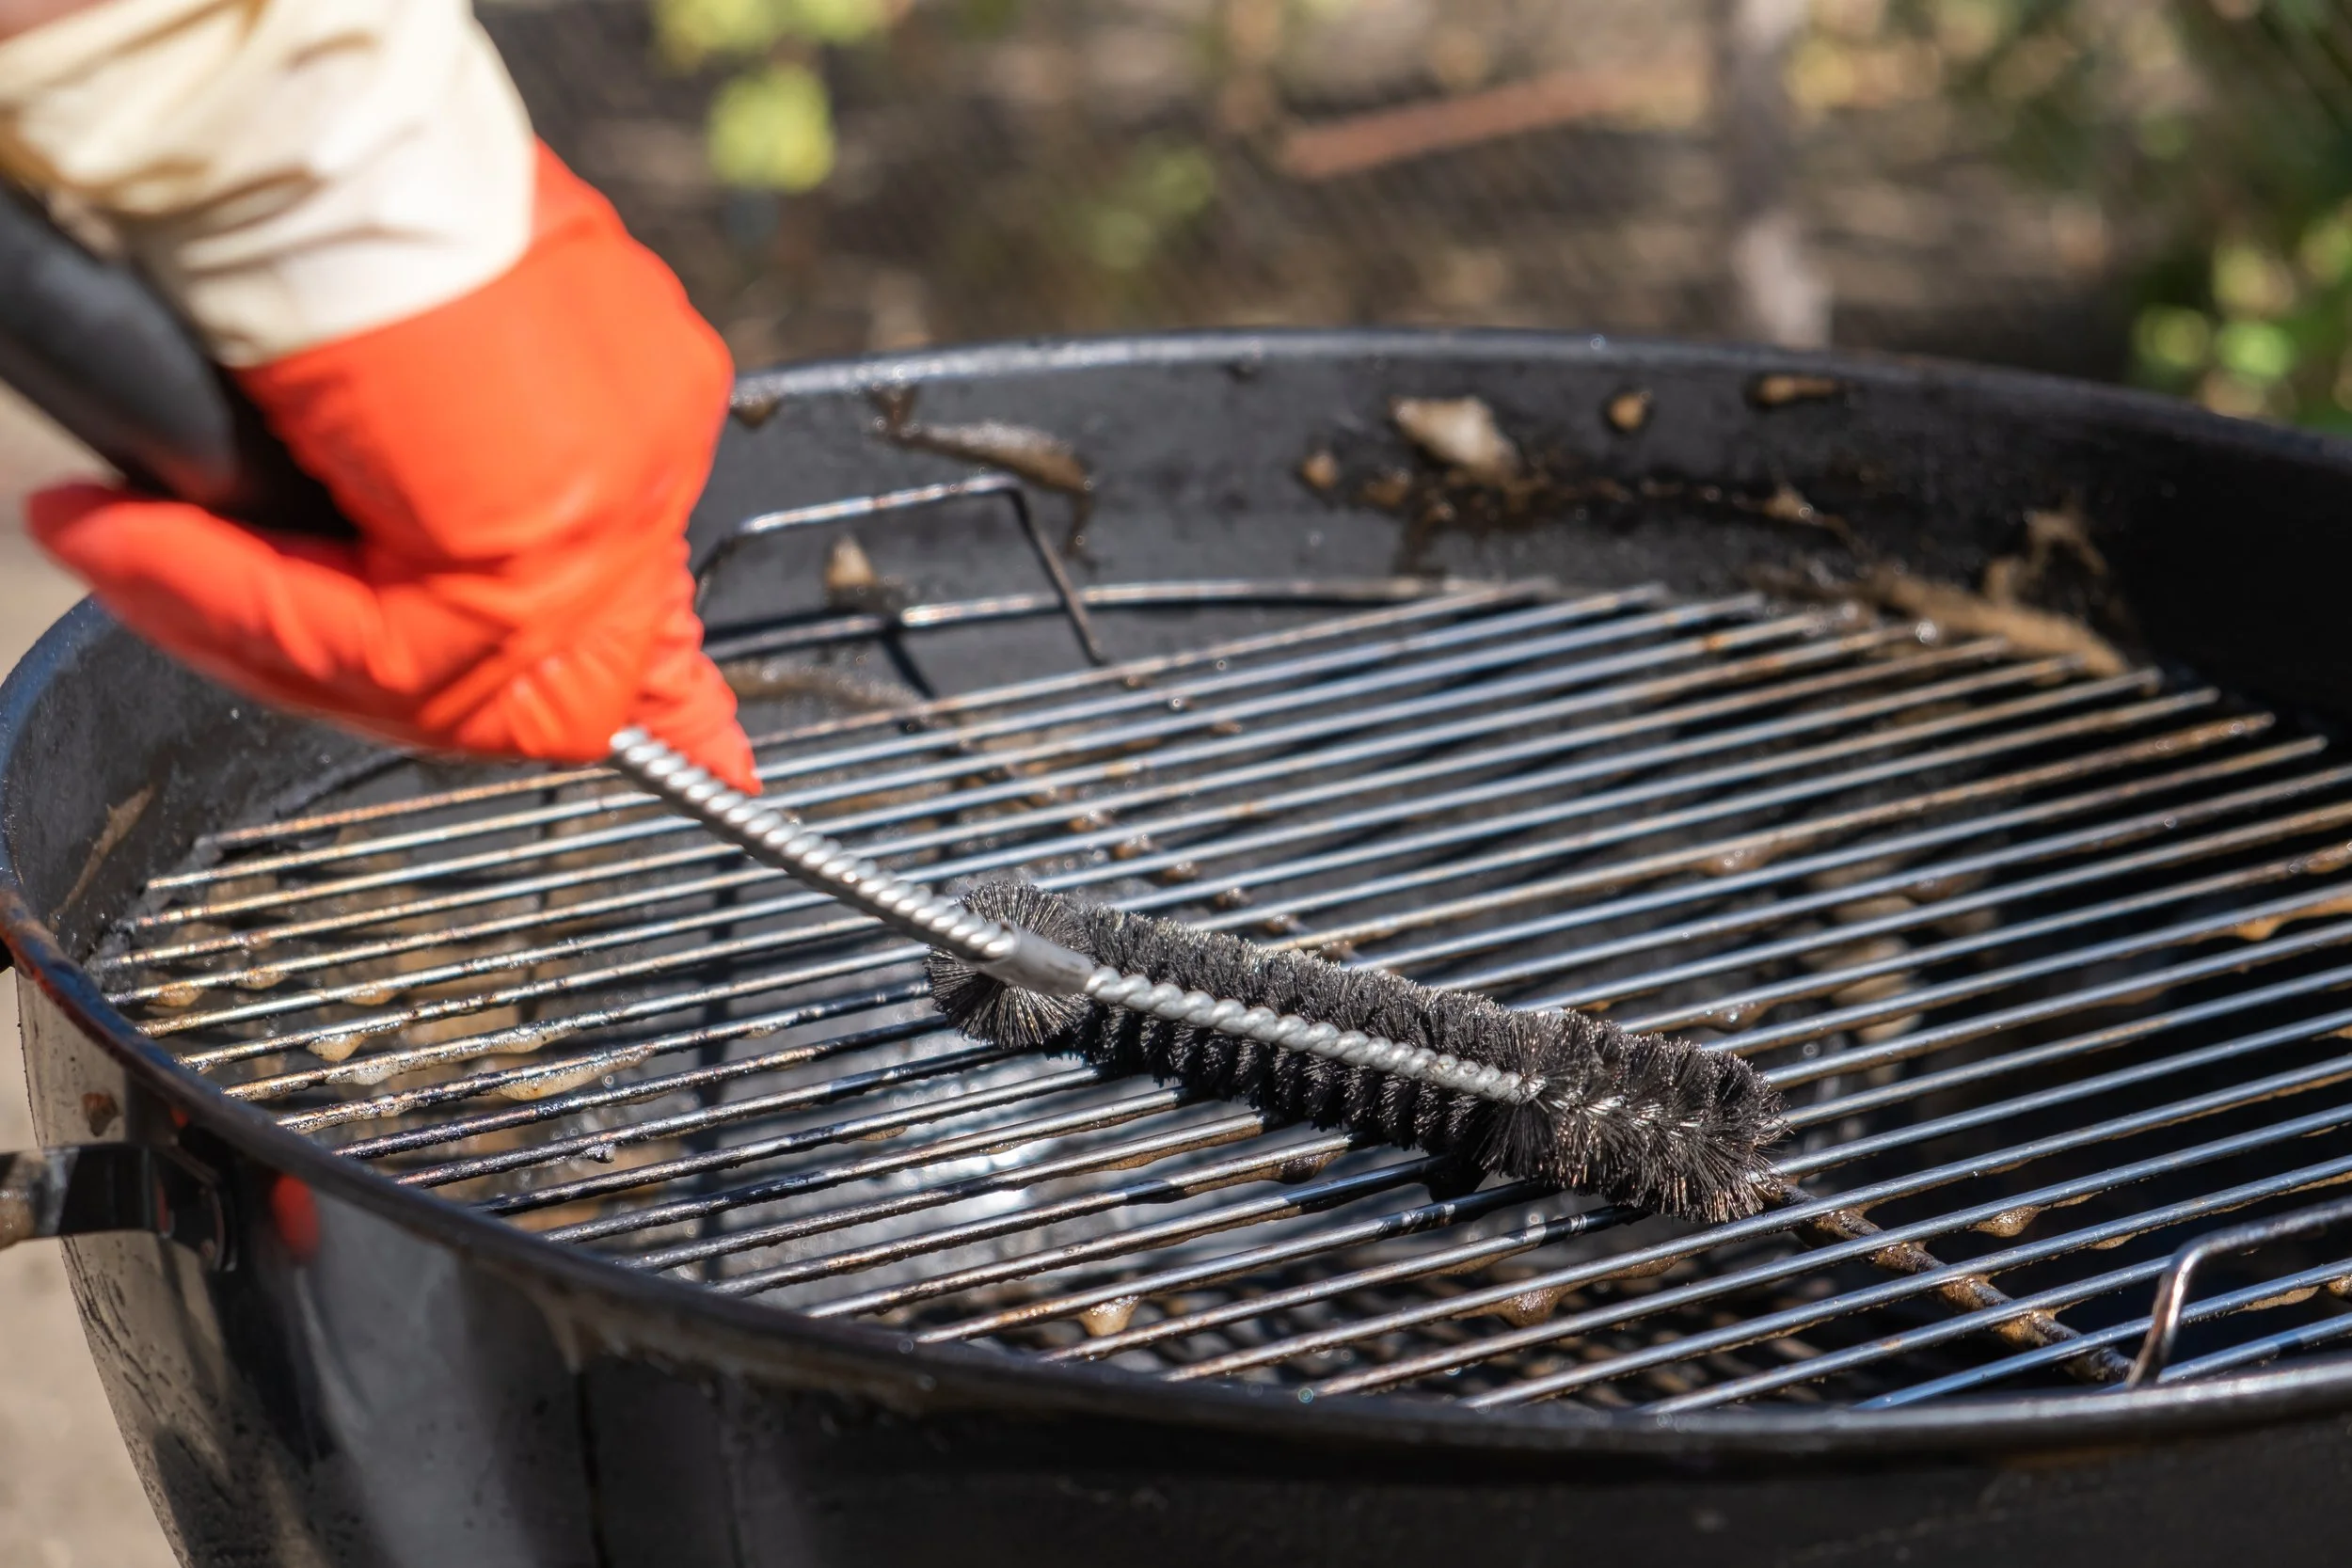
[99,566,2352,1411]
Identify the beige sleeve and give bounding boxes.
[0,0,535,365]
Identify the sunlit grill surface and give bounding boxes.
[100,577,2352,1411]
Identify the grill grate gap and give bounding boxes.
[105,578,2352,1411]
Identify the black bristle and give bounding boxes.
[930,880,1786,1224]
[925,880,1097,1047]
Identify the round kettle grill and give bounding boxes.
[7,330,2352,1565]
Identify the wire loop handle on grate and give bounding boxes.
[605,728,1548,1107]
[691,472,1107,665]
[2126,1190,2352,1387]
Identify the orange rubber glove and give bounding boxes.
[26,145,757,793]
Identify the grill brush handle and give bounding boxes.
[607,727,1098,994]
[0,182,352,538]
[0,188,356,971]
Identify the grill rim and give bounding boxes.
[727,324,2293,443]
[13,332,2352,1465]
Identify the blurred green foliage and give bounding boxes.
[705,64,837,190]
[651,0,1234,283]
[1867,0,2352,427]
[2115,3,2352,429]
[656,0,889,67]
[639,0,2352,391]
[1079,142,1221,273]
[652,0,889,193]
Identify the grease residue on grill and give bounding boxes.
[873,387,1095,552]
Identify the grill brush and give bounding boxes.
[0,184,1785,1227]
[607,730,1788,1224]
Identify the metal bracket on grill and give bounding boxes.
[2127,1191,2352,1387]
[0,1144,230,1269]
[693,473,1109,666]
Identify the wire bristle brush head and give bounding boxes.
[928,881,1787,1224]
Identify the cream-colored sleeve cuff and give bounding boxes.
[0,0,534,365]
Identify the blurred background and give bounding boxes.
[488,0,2352,428]
[9,1,2352,1562]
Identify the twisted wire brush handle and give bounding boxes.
[607,727,1546,1106]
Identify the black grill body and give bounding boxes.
[8,331,2352,1567]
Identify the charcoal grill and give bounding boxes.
[8,330,2352,1566]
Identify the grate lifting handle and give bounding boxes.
[2127,1190,2352,1387]
[692,471,1107,666]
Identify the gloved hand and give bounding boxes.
[26,145,758,792]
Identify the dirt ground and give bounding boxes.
[0,387,179,1566]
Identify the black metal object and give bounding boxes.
[0,1141,228,1262]
[9,332,2352,1566]
[0,184,350,537]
